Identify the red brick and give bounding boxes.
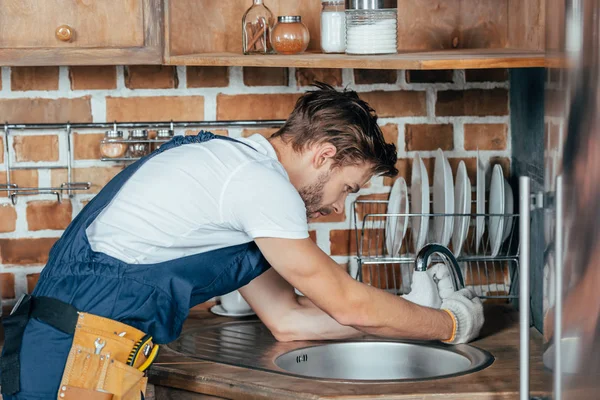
[360,91,427,117]
[0,273,15,299]
[296,68,343,87]
[436,89,508,116]
[406,70,453,83]
[0,97,92,123]
[27,273,41,294]
[11,67,59,91]
[13,135,59,162]
[354,69,397,85]
[125,66,178,89]
[381,124,399,147]
[0,170,39,198]
[361,263,402,290]
[244,67,288,86]
[69,66,117,90]
[405,124,453,151]
[73,133,104,160]
[0,136,3,164]
[106,96,204,122]
[0,204,17,233]
[187,67,229,88]
[330,228,384,256]
[217,93,300,121]
[355,193,389,221]
[0,238,58,265]
[27,200,73,231]
[242,128,279,138]
[51,166,124,194]
[309,231,317,243]
[464,124,508,151]
[465,69,508,82]
[545,88,566,117]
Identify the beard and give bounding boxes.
[298,171,334,219]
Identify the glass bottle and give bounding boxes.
[153,129,174,151]
[321,0,346,53]
[100,130,127,159]
[242,0,275,55]
[128,129,149,158]
[271,16,310,55]
[346,0,398,55]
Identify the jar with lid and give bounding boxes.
[154,129,174,151]
[321,0,346,53]
[100,130,127,159]
[242,0,275,55]
[345,0,398,55]
[128,129,149,158]
[271,16,310,55]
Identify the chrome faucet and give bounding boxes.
[415,244,465,291]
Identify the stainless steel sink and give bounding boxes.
[274,341,493,381]
[168,320,494,383]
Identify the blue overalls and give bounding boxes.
[2,132,270,399]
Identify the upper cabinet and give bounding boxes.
[0,0,551,69]
[0,0,163,66]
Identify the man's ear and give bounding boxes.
[312,142,337,169]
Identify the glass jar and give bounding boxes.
[128,129,149,158]
[100,130,127,159]
[242,0,275,55]
[154,129,174,151]
[345,0,398,55]
[321,0,346,53]
[271,16,310,55]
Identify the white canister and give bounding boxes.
[345,0,398,55]
[321,0,346,53]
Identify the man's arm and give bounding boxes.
[254,237,454,341]
[239,267,364,341]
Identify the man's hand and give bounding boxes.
[440,288,484,344]
[401,263,456,308]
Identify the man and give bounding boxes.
[0,83,483,400]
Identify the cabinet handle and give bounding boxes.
[55,25,74,42]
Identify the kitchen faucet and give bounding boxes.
[415,244,465,291]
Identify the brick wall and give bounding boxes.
[0,66,510,310]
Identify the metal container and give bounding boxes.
[154,129,174,151]
[345,0,397,55]
[128,129,149,158]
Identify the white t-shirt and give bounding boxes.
[85,134,309,264]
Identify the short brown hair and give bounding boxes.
[271,82,398,177]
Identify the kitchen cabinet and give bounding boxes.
[0,0,163,66]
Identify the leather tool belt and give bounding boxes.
[0,295,159,400]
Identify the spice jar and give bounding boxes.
[242,0,275,54]
[100,130,127,159]
[345,0,398,55]
[154,129,174,151]
[128,129,149,158]
[321,0,346,53]
[271,16,310,55]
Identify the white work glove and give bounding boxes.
[441,288,484,344]
[401,263,455,309]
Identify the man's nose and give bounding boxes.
[332,201,345,214]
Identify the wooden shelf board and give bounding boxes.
[167,48,547,70]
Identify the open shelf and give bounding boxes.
[166,48,546,70]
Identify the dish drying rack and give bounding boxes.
[352,199,520,299]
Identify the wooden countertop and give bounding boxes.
[148,303,552,400]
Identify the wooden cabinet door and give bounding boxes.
[0,0,163,65]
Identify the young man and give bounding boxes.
[0,83,483,400]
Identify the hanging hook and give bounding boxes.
[113,121,117,132]
[170,120,174,133]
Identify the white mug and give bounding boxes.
[220,290,252,314]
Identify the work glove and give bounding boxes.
[441,288,484,344]
[401,263,455,309]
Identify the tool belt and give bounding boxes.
[0,295,159,400]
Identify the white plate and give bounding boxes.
[411,153,430,253]
[433,149,454,246]
[502,179,514,242]
[210,305,256,318]
[385,177,409,256]
[452,161,471,257]
[475,150,486,252]
[488,164,505,257]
